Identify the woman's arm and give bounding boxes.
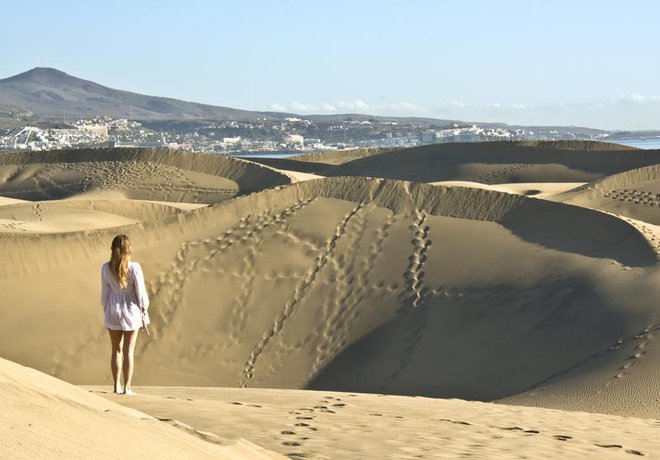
[132,263,150,311]
[100,264,110,310]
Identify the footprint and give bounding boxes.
[283,441,302,447]
[554,435,572,441]
[281,431,296,435]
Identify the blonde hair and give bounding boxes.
[109,234,132,288]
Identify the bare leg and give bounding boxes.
[122,329,139,394]
[108,329,124,393]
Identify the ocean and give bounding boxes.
[234,138,660,159]
[605,138,660,150]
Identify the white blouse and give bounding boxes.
[101,261,150,331]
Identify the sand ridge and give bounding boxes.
[251,141,660,185]
[0,147,291,203]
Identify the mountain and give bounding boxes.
[0,67,286,121]
[0,68,607,134]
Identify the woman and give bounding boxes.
[101,234,150,395]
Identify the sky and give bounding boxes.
[1,0,659,130]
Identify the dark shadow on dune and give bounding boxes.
[243,157,333,175]
[307,277,629,400]
[0,186,84,201]
[497,199,657,267]
[325,143,660,183]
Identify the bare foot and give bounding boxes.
[123,389,136,396]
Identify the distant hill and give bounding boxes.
[0,68,609,135]
[0,67,464,125]
[0,67,287,121]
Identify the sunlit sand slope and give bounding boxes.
[560,164,660,226]
[0,358,282,459]
[0,199,188,233]
[0,147,290,203]
[1,177,658,419]
[89,386,660,459]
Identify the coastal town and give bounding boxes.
[0,115,616,155]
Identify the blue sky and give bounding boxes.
[1,0,659,129]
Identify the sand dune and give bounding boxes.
[430,180,587,199]
[0,357,281,459]
[1,172,658,417]
[0,147,290,203]
[333,142,660,184]
[560,164,660,225]
[264,141,660,184]
[88,386,659,459]
[292,147,393,165]
[0,199,190,233]
[1,145,659,457]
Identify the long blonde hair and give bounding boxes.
[109,234,131,288]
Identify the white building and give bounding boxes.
[284,134,304,146]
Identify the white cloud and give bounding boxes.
[334,100,371,112]
[388,101,423,113]
[268,100,428,116]
[268,103,286,112]
[290,101,318,112]
[264,95,660,129]
[321,103,337,112]
[354,100,369,111]
[612,93,660,106]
